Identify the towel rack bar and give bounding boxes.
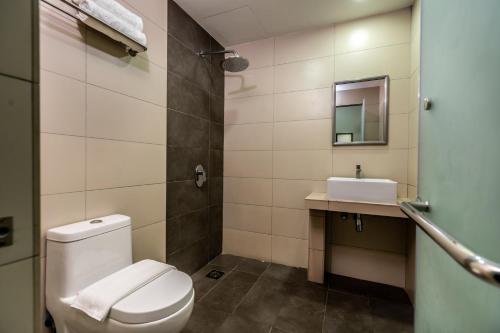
[401,201,500,289]
[41,0,147,56]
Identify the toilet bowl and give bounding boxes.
[45,215,194,333]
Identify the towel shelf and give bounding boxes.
[41,0,147,56]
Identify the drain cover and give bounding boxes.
[206,270,224,280]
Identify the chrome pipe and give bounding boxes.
[400,201,500,288]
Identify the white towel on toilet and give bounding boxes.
[75,0,147,46]
[71,259,174,321]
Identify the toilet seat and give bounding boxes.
[109,269,194,324]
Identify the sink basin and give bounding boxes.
[327,177,397,204]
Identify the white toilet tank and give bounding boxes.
[46,215,133,302]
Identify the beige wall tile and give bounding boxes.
[223,177,272,206]
[224,123,273,151]
[407,185,417,200]
[86,30,167,107]
[410,71,420,112]
[86,183,166,229]
[335,44,410,81]
[408,147,418,187]
[138,17,167,68]
[328,245,405,287]
[408,109,419,148]
[271,236,308,268]
[332,149,408,184]
[230,38,274,70]
[274,88,331,122]
[272,207,308,239]
[40,70,85,136]
[274,119,332,150]
[223,228,271,261]
[275,57,334,93]
[273,150,332,180]
[224,151,272,178]
[389,113,409,149]
[335,9,411,54]
[390,79,410,114]
[40,4,86,81]
[86,139,166,190]
[41,134,85,195]
[40,192,85,256]
[225,67,274,99]
[273,179,326,209]
[132,221,166,263]
[87,85,166,144]
[225,95,273,125]
[398,183,408,199]
[123,0,167,29]
[224,203,271,234]
[275,25,334,64]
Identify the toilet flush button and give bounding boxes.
[90,219,103,224]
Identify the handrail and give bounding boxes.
[401,201,500,289]
[41,0,147,56]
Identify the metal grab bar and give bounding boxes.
[401,201,500,289]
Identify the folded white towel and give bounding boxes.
[92,0,143,31]
[77,0,147,46]
[71,259,173,321]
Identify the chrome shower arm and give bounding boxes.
[197,49,239,57]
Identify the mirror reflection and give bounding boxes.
[333,76,389,145]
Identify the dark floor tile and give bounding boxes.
[167,238,209,275]
[323,291,373,333]
[209,254,244,270]
[210,149,223,177]
[167,36,211,92]
[167,146,209,182]
[273,283,327,333]
[262,263,314,287]
[181,303,228,333]
[168,0,211,53]
[369,297,413,325]
[167,109,209,149]
[236,258,270,276]
[209,177,223,206]
[166,180,208,218]
[211,122,224,150]
[167,73,210,120]
[199,271,258,312]
[216,314,272,333]
[191,264,230,301]
[235,276,290,325]
[271,327,289,333]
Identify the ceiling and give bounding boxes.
[174,0,414,46]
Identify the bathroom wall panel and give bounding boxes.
[167,0,224,273]
[224,9,414,272]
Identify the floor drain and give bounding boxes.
[206,270,224,280]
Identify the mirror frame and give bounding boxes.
[332,75,390,146]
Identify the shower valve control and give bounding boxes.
[0,216,13,247]
[195,164,206,188]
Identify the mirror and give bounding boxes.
[333,76,389,146]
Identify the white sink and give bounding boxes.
[327,177,397,204]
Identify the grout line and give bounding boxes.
[223,227,308,242]
[84,25,88,220]
[167,107,211,123]
[321,289,329,333]
[41,131,166,147]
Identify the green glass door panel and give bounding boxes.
[418,0,500,331]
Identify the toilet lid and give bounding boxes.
[109,269,193,324]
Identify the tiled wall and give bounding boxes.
[223,9,413,276]
[0,1,38,332]
[166,1,224,274]
[39,0,167,330]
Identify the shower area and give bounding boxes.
[166,1,249,273]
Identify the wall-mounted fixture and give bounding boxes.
[41,0,147,56]
[333,75,389,146]
[195,164,206,188]
[354,213,363,232]
[197,49,250,72]
[0,216,13,247]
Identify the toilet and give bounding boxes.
[45,214,194,333]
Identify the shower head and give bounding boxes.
[221,54,249,72]
[197,49,249,72]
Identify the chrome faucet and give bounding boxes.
[355,164,362,179]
